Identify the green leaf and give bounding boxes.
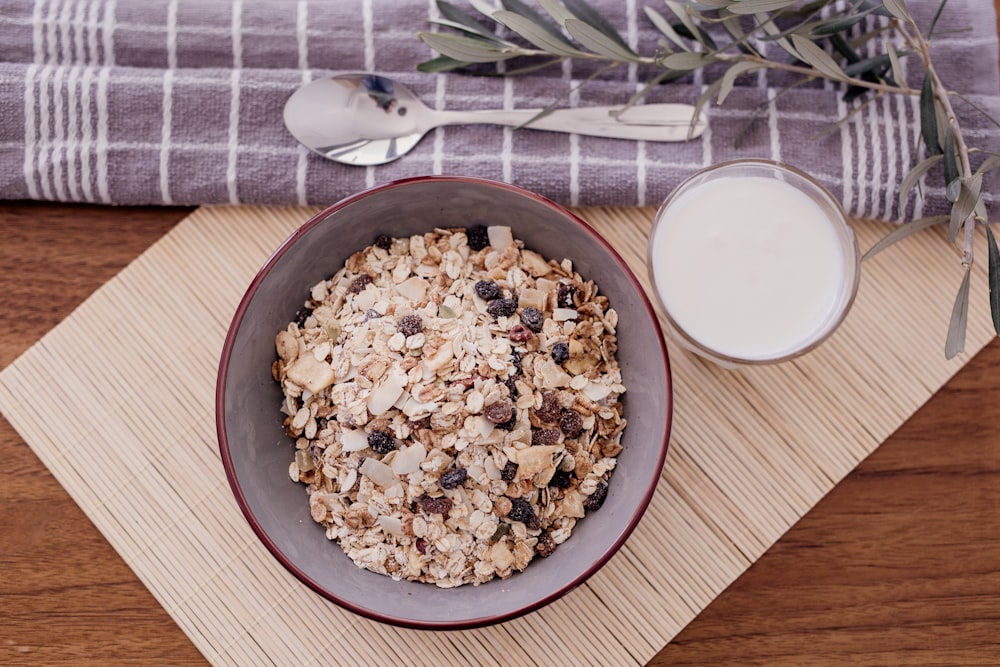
[418,32,521,63]
[986,224,1000,335]
[429,18,506,42]
[727,0,800,15]
[862,215,948,260]
[717,61,764,105]
[948,174,982,243]
[920,73,941,154]
[757,13,801,60]
[692,77,724,138]
[664,1,706,49]
[436,0,494,34]
[500,0,577,47]
[897,153,944,213]
[662,51,717,71]
[942,125,959,199]
[644,6,689,51]
[492,11,586,56]
[416,55,473,72]
[885,39,905,86]
[881,0,912,22]
[811,6,879,36]
[927,0,950,39]
[790,34,846,80]
[974,153,1000,178]
[564,18,641,61]
[562,0,634,52]
[945,263,971,359]
[842,53,893,78]
[537,0,576,26]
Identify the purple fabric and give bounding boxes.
[0,0,997,219]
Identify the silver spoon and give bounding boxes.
[283,73,707,166]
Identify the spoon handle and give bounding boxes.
[434,104,706,142]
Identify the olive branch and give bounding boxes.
[416,0,1000,359]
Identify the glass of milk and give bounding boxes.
[648,159,860,367]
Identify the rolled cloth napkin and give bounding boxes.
[0,0,997,218]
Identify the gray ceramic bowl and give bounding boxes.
[216,176,672,629]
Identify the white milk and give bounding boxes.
[651,174,850,361]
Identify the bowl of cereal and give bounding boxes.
[216,176,672,629]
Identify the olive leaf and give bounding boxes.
[945,264,971,359]
[727,0,801,16]
[417,55,472,72]
[948,174,982,243]
[664,1,712,50]
[644,6,689,52]
[562,0,634,52]
[897,153,944,213]
[663,51,718,71]
[718,61,764,105]
[565,18,641,61]
[811,5,880,36]
[986,224,1000,335]
[536,0,576,26]
[417,32,520,62]
[436,0,494,34]
[492,11,587,56]
[500,0,577,47]
[790,35,846,80]
[881,0,912,22]
[862,215,949,260]
[885,39,905,85]
[920,73,941,154]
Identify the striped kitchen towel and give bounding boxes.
[0,0,997,216]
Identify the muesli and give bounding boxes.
[272,225,626,587]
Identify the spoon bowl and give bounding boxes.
[283,73,707,166]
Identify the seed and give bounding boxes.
[520,306,543,332]
[508,324,533,343]
[489,522,511,543]
[418,494,453,515]
[475,280,502,300]
[559,408,584,438]
[536,391,561,424]
[467,225,489,251]
[485,398,514,424]
[367,429,397,454]
[501,461,518,482]
[550,342,569,364]
[548,468,572,489]
[557,283,576,308]
[374,234,393,250]
[507,497,540,530]
[439,467,468,490]
[487,298,517,318]
[584,481,609,511]
[397,314,423,337]
[535,530,557,557]
[531,428,561,447]
[348,274,373,294]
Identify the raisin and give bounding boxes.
[397,314,423,337]
[374,234,393,250]
[367,429,397,454]
[495,408,518,431]
[531,428,561,447]
[439,467,468,490]
[535,530,557,557]
[467,225,489,251]
[557,283,576,308]
[485,398,514,424]
[507,497,540,530]
[475,280,502,301]
[508,324,533,343]
[510,349,522,375]
[294,308,312,327]
[536,391,561,424]
[408,415,432,430]
[348,274,372,294]
[415,537,428,554]
[500,461,518,482]
[584,481,609,511]
[548,468,572,489]
[520,306,544,332]
[316,417,330,431]
[559,408,584,438]
[550,342,569,364]
[364,308,382,321]
[418,494,453,515]
[504,376,519,398]
[487,298,518,318]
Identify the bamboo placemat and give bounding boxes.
[0,205,994,666]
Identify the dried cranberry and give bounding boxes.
[397,314,423,337]
[467,225,489,251]
[418,494,453,515]
[367,429,397,454]
[487,298,518,318]
[507,498,540,530]
[485,398,514,424]
[439,467,468,490]
[508,324,533,343]
[500,461,518,482]
[531,428,561,447]
[535,530,557,557]
[548,468,572,489]
[475,280,502,300]
[584,481,609,511]
[559,409,584,438]
[348,274,372,294]
[374,234,393,250]
[520,306,543,332]
[536,391,561,424]
[557,283,576,308]
[550,342,569,364]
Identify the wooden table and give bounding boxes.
[3,10,1000,660]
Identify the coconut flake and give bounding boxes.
[341,428,369,452]
[391,442,427,475]
[360,457,397,487]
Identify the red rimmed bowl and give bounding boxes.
[216,176,672,629]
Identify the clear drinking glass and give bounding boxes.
[647,159,860,367]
